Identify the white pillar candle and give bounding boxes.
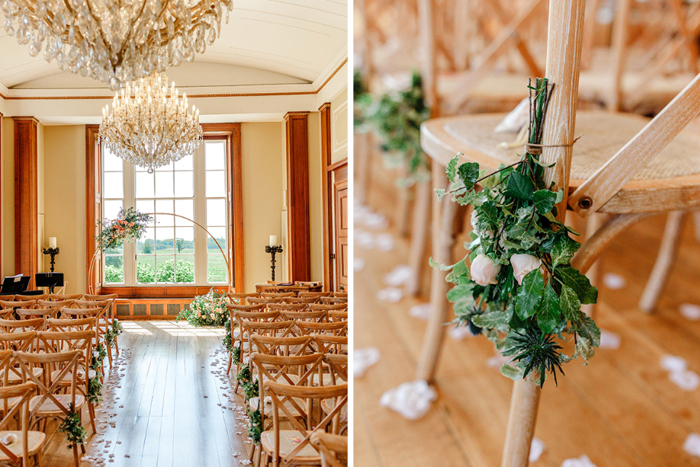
[269,235,277,247]
[49,237,57,249]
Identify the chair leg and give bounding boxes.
[691,210,700,242]
[73,444,79,467]
[226,354,232,376]
[416,162,460,383]
[406,178,432,297]
[88,403,97,434]
[639,210,688,313]
[582,213,608,318]
[501,379,541,467]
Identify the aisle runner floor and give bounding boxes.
[42,321,252,467]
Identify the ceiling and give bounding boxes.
[0,0,348,93]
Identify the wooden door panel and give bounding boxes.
[334,179,349,290]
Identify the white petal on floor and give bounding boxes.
[377,287,404,303]
[354,347,381,378]
[529,437,546,462]
[486,354,510,369]
[599,329,621,349]
[669,370,700,391]
[356,230,376,249]
[683,433,700,457]
[354,258,366,272]
[375,233,395,251]
[449,326,477,340]
[379,380,437,420]
[661,355,688,373]
[561,455,596,467]
[680,303,700,321]
[384,265,413,286]
[409,303,431,321]
[602,273,626,290]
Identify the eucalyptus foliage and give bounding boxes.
[367,71,430,179]
[433,79,599,388]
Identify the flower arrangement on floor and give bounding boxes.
[97,207,152,250]
[367,70,431,182]
[58,404,86,449]
[434,79,599,387]
[177,289,228,327]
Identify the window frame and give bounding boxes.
[86,123,244,298]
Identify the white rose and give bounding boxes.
[510,253,542,285]
[470,254,501,286]
[470,210,494,238]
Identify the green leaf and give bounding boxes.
[445,155,460,183]
[479,200,500,226]
[506,172,535,201]
[446,283,472,303]
[573,336,595,364]
[572,313,601,347]
[429,257,453,271]
[551,234,581,265]
[515,269,544,319]
[559,284,581,321]
[435,188,446,202]
[471,311,509,330]
[501,363,524,381]
[446,260,470,284]
[532,190,558,214]
[458,162,480,190]
[537,284,562,334]
[555,266,598,304]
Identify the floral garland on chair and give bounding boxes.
[434,79,600,387]
[57,403,87,448]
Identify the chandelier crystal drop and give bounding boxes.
[99,73,203,174]
[0,0,234,90]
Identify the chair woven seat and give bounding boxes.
[442,111,700,182]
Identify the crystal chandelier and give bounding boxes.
[99,73,202,173]
[1,0,233,90]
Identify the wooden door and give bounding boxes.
[333,178,349,290]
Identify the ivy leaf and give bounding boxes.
[559,284,581,321]
[458,162,480,190]
[446,260,470,284]
[471,311,509,331]
[506,172,535,201]
[435,188,446,201]
[555,266,598,304]
[532,190,558,214]
[446,283,472,303]
[479,200,500,226]
[445,155,460,183]
[515,269,544,319]
[537,284,562,334]
[551,234,581,266]
[429,257,453,271]
[572,312,601,347]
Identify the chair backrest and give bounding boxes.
[15,294,47,301]
[60,307,102,320]
[247,297,284,305]
[312,335,348,355]
[298,292,332,298]
[38,330,94,359]
[268,303,308,312]
[242,320,296,340]
[250,334,314,357]
[321,354,348,385]
[14,350,82,421]
[260,292,296,298]
[36,299,75,309]
[281,310,328,323]
[264,381,348,464]
[309,304,347,312]
[0,381,37,465]
[283,296,320,305]
[310,430,348,467]
[0,331,37,353]
[16,307,58,320]
[49,293,83,301]
[226,292,259,305]
[0,318,44,333]
[0,300,36,310]
[82,294,118,301]
[227,303,266,313]
[296,321,347,337]
[320,297,347,305]
[47,317,97,333]
[328,311,348,322]
[333,292,348,298]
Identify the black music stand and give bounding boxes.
[35,273,64,294]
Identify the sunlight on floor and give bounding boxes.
[121,321,153,335]
[149,320,226,337]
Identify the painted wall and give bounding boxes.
[43,125,87,294]
[330,88,349,164]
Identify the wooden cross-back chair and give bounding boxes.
[0,300,36,312]
[15,350,85,466]
[247,297,285,307]
[16,307,59,320]
[298,292,332,299]
[312,335,348,356]
[225,303,266,376]
[49,293,83,301]
[37,299,76,309]
[416,1,700,464]
[0,334,40,387]
[229,307,280,388]
[250,334,315,358]
[280,310,328,324]
[261,382,348,467]
[226,292,260,305]
[296,321,347,338]
[0,318,44,334]
[309,304,347,313]
[319,297,347,305]
[0,381,45,466]
[46,317,97,333]
[310,430,347,467]
[268,303,308,313]
[260,292,296,299]
[15,294,47,302]
[283,296,319,305]
[327,311,348,323]
[80,294,119,358]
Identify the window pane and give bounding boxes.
[156,227,175,253]
[176,256,195,283]
[103,200,123,221]
[103,172,123,198]
[207,199,226,227]
[174,155,193,171]
[135,172,155,198]
[156,161,174,172]
[104,255,124,283]
[174,200,193,226]
[207,226,227,252]
[155,199,174,226]
[103,151,123,171]
[135,199,154,216]
[136,227,155,254]
[136,256,155,283]
[174,171,194,198]
[156,255,176,283]
[205,171,226,197]
[175,227,194,254]
[207,254,227,283]
[206,142,226,170]
[155,171,174,198]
